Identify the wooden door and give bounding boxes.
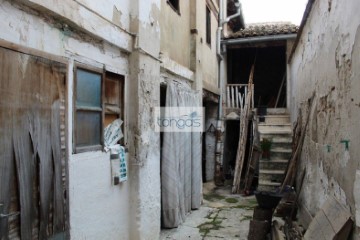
[0,47,67,239]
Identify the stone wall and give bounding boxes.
[288,0,360,237]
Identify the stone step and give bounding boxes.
[255,108,289,115]
[259,159,289,171]
[270,137,292,149]
[259,169,285,182]
[257,180,281,192]
[258,115,290,124]
[267,148,292,160]
[258,124,292,134]
[258,122,291,127]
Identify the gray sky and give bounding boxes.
[241,0,308,25]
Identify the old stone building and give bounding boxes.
[0,0,221,239]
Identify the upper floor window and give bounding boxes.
[206,6,211,46]
[168,0,180,14]
[74,66,124,153]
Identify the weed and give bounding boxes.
[231,204,255,210]
[225,198,239,203]
[203,192,226,201]
[197,212,223,238]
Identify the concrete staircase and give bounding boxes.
[257,109,293,192]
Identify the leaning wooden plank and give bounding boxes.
[232,65,254,193]
[281,94,314,190]
[304,196,353,240]
[232,96,249,193]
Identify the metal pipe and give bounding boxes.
[221,2,242,25]
[222,34,297,46]
[215,0,243,183]
[216,0,224,60]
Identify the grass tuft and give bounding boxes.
[225,197,239,203]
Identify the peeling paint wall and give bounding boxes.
[1,0,162,238]
[289,0,360,236]
[127,1,161,239]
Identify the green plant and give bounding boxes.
[261,138,272,159]
[225,198,239,203]
[260,138,272,151]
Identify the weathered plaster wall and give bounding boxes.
[199,1,220,95]
[14,0,133,52]
[0,1,159,239]
[286,39,295,110]
[0,0,129,72]
[160,0,191,68]
[75,0,131,30]
[128,1,161,239]
[289,0,360,236]
[1,2,133,238]
[160,0,219,96]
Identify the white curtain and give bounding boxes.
[161,81,202,228]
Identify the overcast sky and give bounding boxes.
[240,0,308,25]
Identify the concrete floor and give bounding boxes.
[160,181,257,240]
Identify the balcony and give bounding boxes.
[224,84,254,120]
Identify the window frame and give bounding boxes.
[73,64,105,153]
[167,0,180,15]
[206,5,211,47]
[104,71,125,146]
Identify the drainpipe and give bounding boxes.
[215,0,241,185]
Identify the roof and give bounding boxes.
[226,22,299,39]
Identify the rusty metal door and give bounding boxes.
[0,47,67,239]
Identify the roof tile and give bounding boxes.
[226,22,299,39]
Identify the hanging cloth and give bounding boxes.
[161,81,202,228]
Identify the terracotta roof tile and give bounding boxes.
[226,22,299,39]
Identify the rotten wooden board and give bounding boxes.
[304,196,353,240]
[0,47,67,239]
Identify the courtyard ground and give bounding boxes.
[160,181,256,240]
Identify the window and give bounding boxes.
[167,0,180,14]
[74,66,124,153]
[206,6,211,46]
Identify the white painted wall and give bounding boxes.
[289,0,360,235]
[18,0,133,52]
[68,152,130,240]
